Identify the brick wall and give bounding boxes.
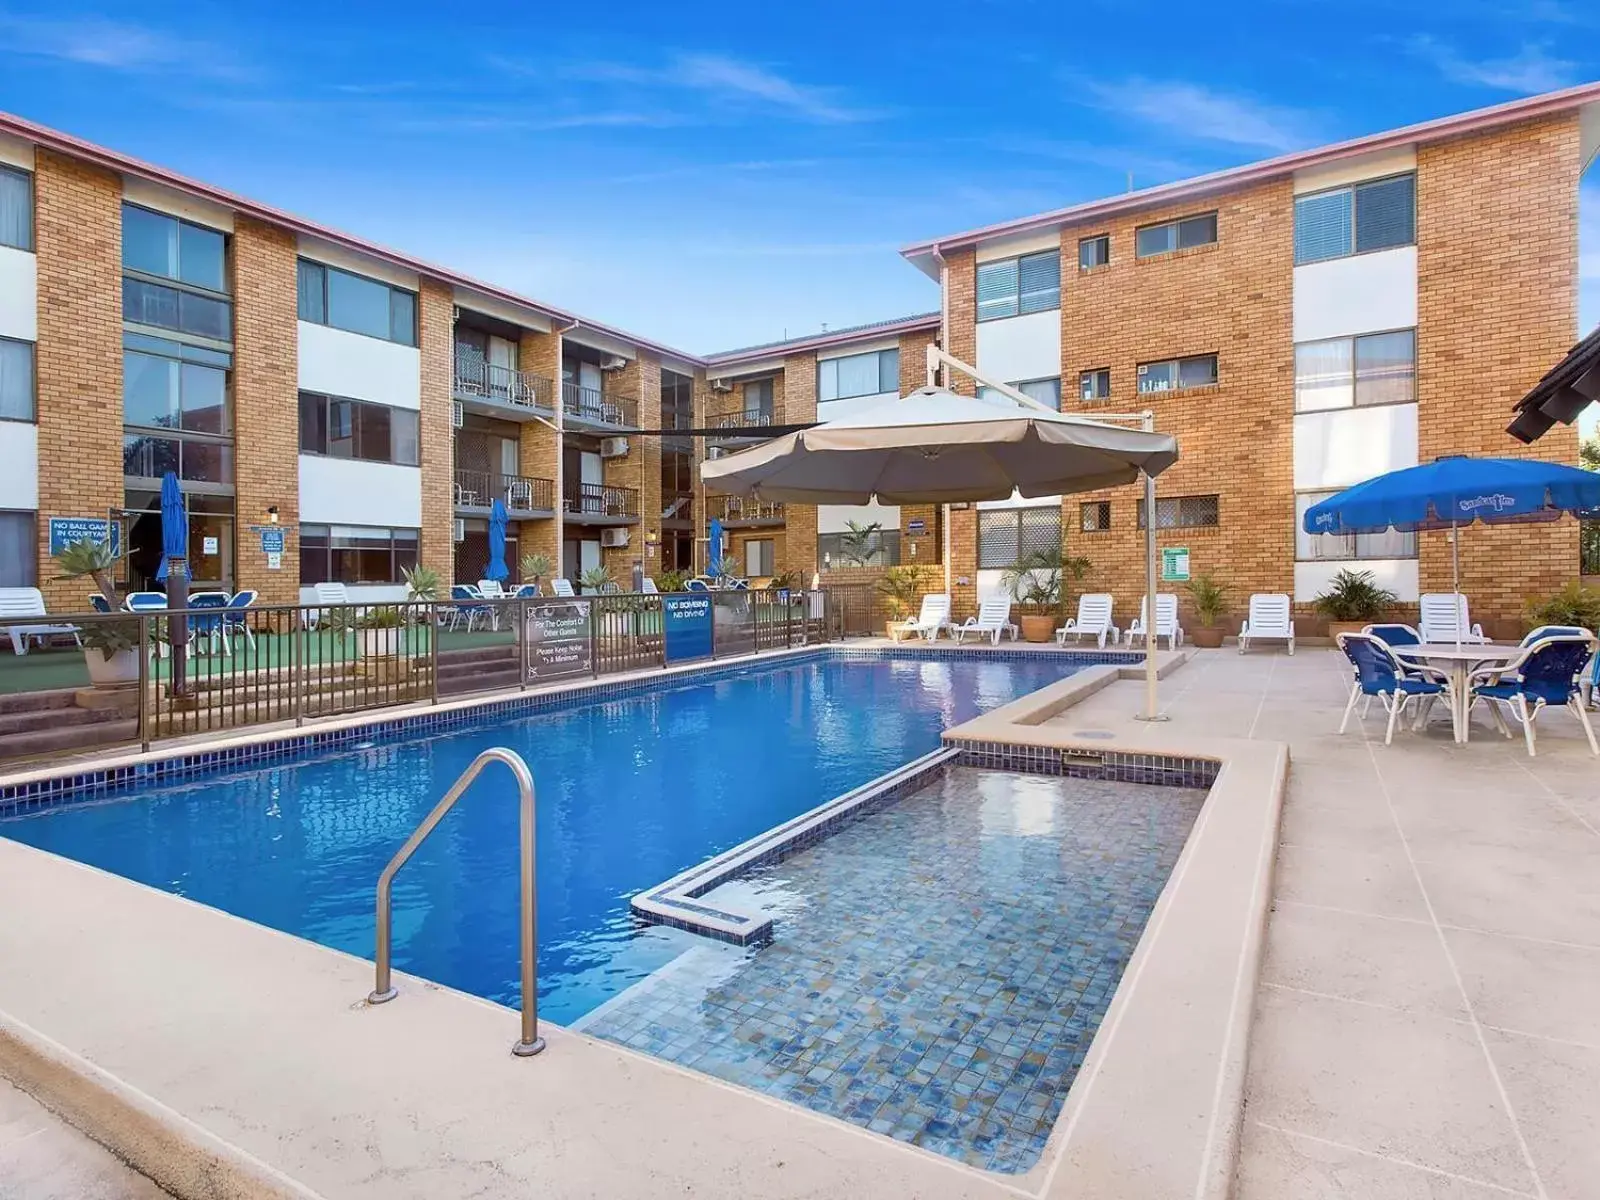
[896,326,942,564]
[417,280,455,585]
[230,217,299,603]
[781,351,818,579]
[601,351,659,579]
[517,328,562,568]
[1416,113,1581,631]
[33,151,123,611]
[943,249,977,395]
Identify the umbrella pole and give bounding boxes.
[1451,518,1461,650]
[1139,468,1162,721]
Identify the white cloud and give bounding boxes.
[0,15,249,80]
[556,53,880,124]
[1407,37,1578,93]
[1079,78,1316,154]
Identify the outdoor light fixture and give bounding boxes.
[267,506,280,524]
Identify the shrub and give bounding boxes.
[875,565,933,620]
[1525,580,1600,630]
[1313,569,1397,623]
[1186,573,1229,626]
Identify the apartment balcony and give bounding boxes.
[453,469,555,517]
[452,349,554,422]
[564,482,640,526]
[706,407,778,447]
[562,381,639,433]
[714,495,785,528]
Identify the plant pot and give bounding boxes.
[359,627,403,658]
[1018,614,1055,643]
[1325,620,1367,641]
[1190,624,1225,649]
[885,619,906,640]
[84,647,139,687]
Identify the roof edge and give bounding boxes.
[900,80,1600,262]
[704,313,940,367]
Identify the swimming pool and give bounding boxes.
[0,651,1088,1023]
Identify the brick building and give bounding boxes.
[0,84,1595,624]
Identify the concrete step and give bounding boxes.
[438,644,520,668]
[0,706,121,736]
[0,718,139,761]
[439,667,522,696]
[0,688,79,715]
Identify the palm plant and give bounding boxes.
[1313,569,1397,622]
[839,520,884,566]
[520,552,553,587]
[54,537,138,654]
[1000,548,1090,616]
[579,564,615,594]
[1186,573,1229,627]
[875,565,933,621]
[401,564,440,602]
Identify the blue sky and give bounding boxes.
[0,0,1597,367]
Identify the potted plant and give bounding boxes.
[355,606,406,658]
[401,564,439,602]
[520,553,553,593]
[579,564,615,596]
[653,569,689,594]
[1186,573,1230,649]
[1314,569,1397,640]
[1524,580,1600,632]
[875,565,933,639]
[54,537,142,687]
[1001,549,1090,642]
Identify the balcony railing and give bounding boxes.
[453,349,553,412]
[562,381,638,429]
[454,470,555,513]
[716,496,785,523]
[564,482,640,518]
[707,408,778,437]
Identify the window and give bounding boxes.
[817,529,901,567]
[979,377,1061,410]
[299,524,420,585]
[1137,495,1219,529]
[1138,354,1217,394]
[1078,234,1110,270]
[296,259,417,346]
[1080,500,1111,532]
[0,511,34,586]
[122,278,232,342]
[745,538,776,577]
[977,505,1060,569]
[742,378,774,421]
[0,165,31,252]
[1079,368,1111,403]
[1135,212,1217,259]
[0,337,34,421]
[122,205,226,292]
[124,350,231,435]
[123,433,233,484]
[1296,492,1416,561]
[1294,329,1415,411]
[975,250,1061,321]
[1293,173,1415,265]
[818,348,899,401]
[297,392,419,466]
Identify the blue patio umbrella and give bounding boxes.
[157,471,192,690]
[708,517,724,578]
[486,498,510,581]
[1303,455,1600,636]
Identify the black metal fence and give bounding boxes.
[0,590,833,762]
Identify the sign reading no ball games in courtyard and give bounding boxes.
[523,600,593,683]
[48,517,121,558]
[662,593,713,663]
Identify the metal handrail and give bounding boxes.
[368,747,546,1058]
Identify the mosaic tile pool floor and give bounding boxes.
[579,767,1206,1173]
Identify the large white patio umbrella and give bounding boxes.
[702,386,1180,715]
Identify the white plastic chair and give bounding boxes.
[641,578,660,595]
[0,587,81,656]
[551,578,576,597]
[1126,594,1184,650]
[1238,594,1294,655]
[307,581,350,629]
[892,594,951,642]
[952,597,1017,646]
[1418,593,1488,644]
[1055,593,1118,649]
[477,579,506,599]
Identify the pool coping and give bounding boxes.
[0,646,1287,1200]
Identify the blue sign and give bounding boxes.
[662,593,713,663]
[259,528,285,554]
[49,517,121,558]
[907,518,927,534]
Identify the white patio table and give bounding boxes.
[1392,643,1521,744]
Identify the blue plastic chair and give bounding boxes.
[184,592,231,655]
[449,584,492,632]
[512,583,540,599]
[1470,635,1598,757]
[683,577,711,593]
[1362,623,1420,648]
[217,590,258,654]
[1336,632,1449,745]
[124,591,168,612]
[88,594,112,613]
[1518,624,1588,648]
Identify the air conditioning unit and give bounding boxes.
[599,436,630,458]
[710,377,734,393]
[450,400,464,428]
[600,355,628,371]
[600,528,630,548]
[453,518,466,543]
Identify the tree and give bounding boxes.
[1581,432,1598,473]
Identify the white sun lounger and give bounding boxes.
[1419,593,1488,644]
[892,593,950,642]
[1055,593,1118,649]
[1125,594,1184,651]
[0,587,81,656]
[952,596,1017,646]
[1238,593,1294,654]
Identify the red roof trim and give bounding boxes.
[899,81,1600,260]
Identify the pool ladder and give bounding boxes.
[367,747,546,1058]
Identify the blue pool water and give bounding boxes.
[0,653,1083,1023]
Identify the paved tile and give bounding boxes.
[1446,927,1600,1047]
[1272,842,1432,921]
[0,1079,171,1200]
[1482,1029,1600,1200]
[584,767,1204,1174]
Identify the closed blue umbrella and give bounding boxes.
[1304,455,1600,639]
[487,498,510,581]
[708,517,724,579]
[157,472,192,691]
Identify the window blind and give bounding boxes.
[1293,191,1352,264]
[1017,252,1060,314]
[1354,175,1415,254]
[976,259,1020,321]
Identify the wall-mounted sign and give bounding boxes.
[1160,547,1191,582]
[523,600,592,682]
[906,519,927,535]
[48,517,121,558]
[202,536,219,556]
[662,593,713,663]
[259,528,285,554]
[266,552,283,571]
